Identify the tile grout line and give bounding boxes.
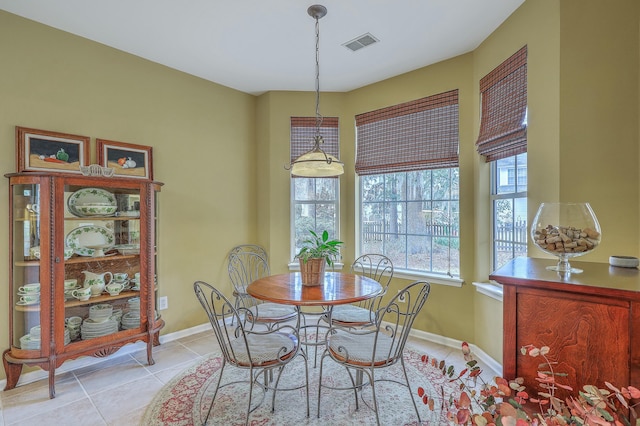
[71,369,109,425]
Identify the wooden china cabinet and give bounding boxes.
[490,257,640,399]
[4,172,164,398]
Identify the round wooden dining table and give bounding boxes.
[246,272,383,307]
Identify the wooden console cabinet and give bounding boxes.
[490,257,640,397]
[4,172,164,398]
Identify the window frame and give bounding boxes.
[356,167,461,286]
[490,153,527,272]
[290,177,341,268]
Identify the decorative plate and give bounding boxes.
[65,225,115,257]
[67,187,117,217]
[73,204,118,216]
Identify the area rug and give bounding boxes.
[142,346,460,425]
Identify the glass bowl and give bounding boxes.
[531,202,601,273]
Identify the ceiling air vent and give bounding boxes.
[343,33,379,52]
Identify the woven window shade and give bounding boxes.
[354,90,459,176]
[290,116,339,163]
[476,46,527,162]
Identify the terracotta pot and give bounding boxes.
[299,258,325,286]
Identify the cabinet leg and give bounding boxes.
[2,350,23,391]
[152,330,161,347]
[48,363,56,399]
[146,341,155,366]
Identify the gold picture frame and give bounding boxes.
[16,126,90,174]
[96,138,153,180]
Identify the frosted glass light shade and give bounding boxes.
[291,150,344,177]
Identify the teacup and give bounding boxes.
[65,316,83,327]
[106,282,125,296]
[30,325,42,337]
[71,287,92,301]
[113,272,128,282]
[29,246,41,259]
[134,272,140,281]
[18,283,40,294]
[19,294,39,304]
[64,279,78,290]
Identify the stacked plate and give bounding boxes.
[110,309,123,330]
[89,304,113,322]
[81,318,118,340]
[121,298,141,330]
[20,327,70,349]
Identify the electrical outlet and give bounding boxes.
[397,290,406,303]
[158,296,168,310]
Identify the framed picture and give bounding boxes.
[96,139,153,180]
[16,127,90,174]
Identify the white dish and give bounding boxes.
[73,204,118,216]
[17,291,41,296]
[67,188,117,217]
[65,225,115,257]
[115,211,140,218]
[16,300,39,306]
[114,244,140,255]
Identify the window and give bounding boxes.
[491,153,527,270]
[475,46,528,270]
[360,168,459,276]
[291,178,339,261]
[355,90,459,277]
[290,117,340,262]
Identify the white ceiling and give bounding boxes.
[0,0,524,95]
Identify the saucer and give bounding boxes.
[16,300,39,306]
[17,291,41,296]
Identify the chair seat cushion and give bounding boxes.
[327,330,396,367]
[329,305,373,325]
[249,303,297,322]
[230,332,298,367]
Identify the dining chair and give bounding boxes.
[303,254,393,367]
[329,254,394,327]
[317,280,431,426]
[228,244,268,312]
[228,250,297,329]
[193,281,309,426]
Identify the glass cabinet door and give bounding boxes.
[62,184,143,346]
[11,183,42,351]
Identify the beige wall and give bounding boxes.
[0,0,639,382]
[0,11,256,381]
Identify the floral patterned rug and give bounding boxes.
[142,346,458,425]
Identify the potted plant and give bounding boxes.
[295,230,343,286]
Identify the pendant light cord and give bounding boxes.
[314,14,323,140]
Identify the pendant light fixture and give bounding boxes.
[288,4,344,177]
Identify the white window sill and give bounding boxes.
[472,281,503,301]
[393,270,463,288]
[288,262,344,271]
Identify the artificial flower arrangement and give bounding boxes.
[417,343,640,425]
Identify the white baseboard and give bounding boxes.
[408,327,503,377]
[0,322,502,390]
[0,322,212,390]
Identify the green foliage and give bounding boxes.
[294,229,343,266]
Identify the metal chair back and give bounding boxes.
[228,251,269,305]
[350,254,393,311]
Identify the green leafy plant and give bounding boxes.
[417,343,640,425]
[295,230,343,266]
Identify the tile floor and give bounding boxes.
[0,327,499,426]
